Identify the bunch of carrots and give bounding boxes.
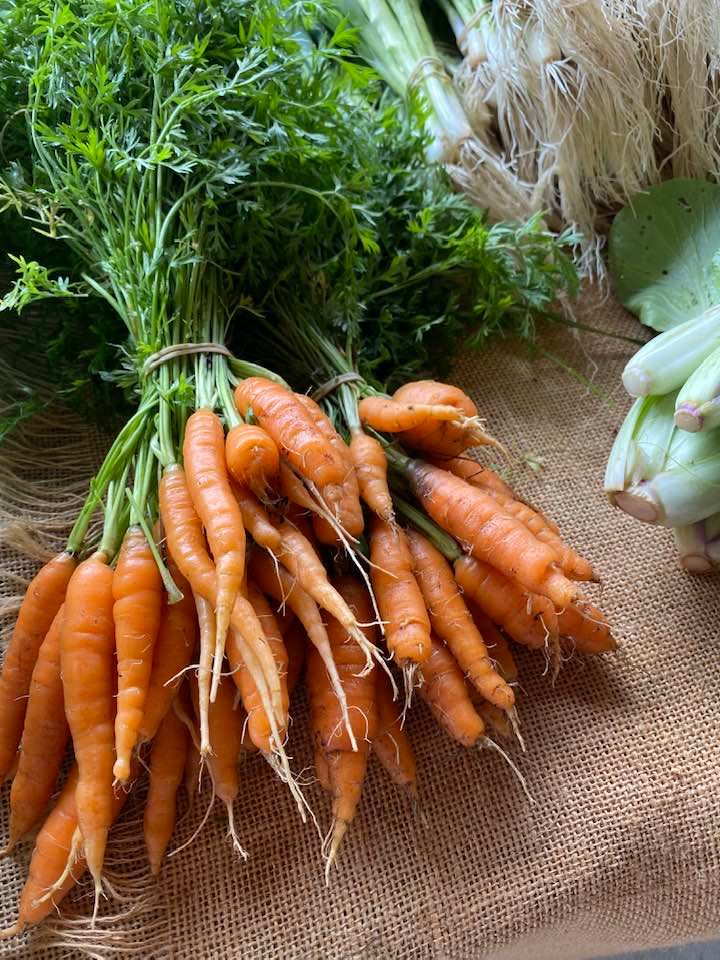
[0,370,614,939]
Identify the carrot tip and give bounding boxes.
[0,922,21,940]
[323,818,347,886]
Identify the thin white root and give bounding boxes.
[194,594,215,756]
[400,663,419,727]
[32,827,83,907]
[169,791,214,859]
[322,818,347,886]
[507,705,525,753]
[482,736,535,804]
[224,801,248,860]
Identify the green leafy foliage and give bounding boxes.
[609,179,720,332]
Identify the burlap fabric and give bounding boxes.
[0,289,718,960]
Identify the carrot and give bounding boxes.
[0,551,76,781]
[60,551,116,908]
[139,560,198,744]
[323,749,369,875]
[349,428,394,522]
[283,617,306,696]
[476,702,513,740]
[235,378,346,492]
[184,739,202,808]
[295,393,363,537]
[455,556,555,650]
[558,602,616,654]
[112,527,163,781]
[419,634,485,747]
[373,669,416,795]
[0,762,133,937]
[232,483,282,553]
[314,748,331,793]
[249,549,357,748]
[465,602,519,683]
[406,529,514,711]
[4,605,69,853]
[305,576,379,754]
[358,395,462,432]
[183,408,246,698]
[407,459,577,607]
[284,502,316,542]
[144,706,189,875]
[190,675,246,856]
[369,517,431,666]
[426,456,515,498]
[275,522,380,670]
[393,380,495,455]
[225,423,280,499]
[226,580,289,751]
[160,465,283,750]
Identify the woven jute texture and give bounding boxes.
[0,289,718,960]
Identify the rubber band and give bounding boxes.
[406,56,450,95]
[310,372,364,402]
[143,341,232,376]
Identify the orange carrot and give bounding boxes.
[426,456,515,499]
[373,669,416,794]
[406,529,514,710]
[455,556,555,650]
[393,380,494,455]
[235,378,346,491]
[314,748,331,793]
[419,634,485,747]
[305,577,379,754]
[324,749,370,872]
[0,552,76,780]
[249,549,355,746]
[349,428,394,522]
[408,459,576,607]
[184,739,202,808]
[60,551,116,906]
[232,483,282,552]
[160,465,282,749]
[225,423,280,499]
[184,408,246,696]
[112,527,163,781]
[476,702,513,740]
[283,617,306,696]
[358,395,461,432]
[465,602,519,683]
[369,517,431,665]
[0,763,133,936]
[5,605,69,852]
[139,560,198,744]
[558,603,616,654]
[144,706,189,875]
[190,675,246,856]
[226,580,289,751]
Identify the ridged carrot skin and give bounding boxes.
[373,669,416,793]
[0,552,76,780]
[393,380,478,455]
[419,634,485,747]
[235,378,346,490]
[305,577,379,753]
[183,408,246,664]
[225,423,280,499]
[139,560,198,744]
[358,396,460,433]
[558,602,616,654]
[349,429,394,522]
[408,459,576,607]
[426,456,515,498]
[232,483,282,552]
[369,517,431,664]
[454,556,551,650]
[406,529,514,710]
[190,675,242,809]
[60,551,116,893]
[112,527,162,781]
[144,707,188,875]
[6,604,69,849]
[465,602,519,683]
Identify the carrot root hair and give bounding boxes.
[482,737,534,804]
[31,826,83,908]
[322,817,347,886]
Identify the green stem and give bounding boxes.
[125,487,183,604]
[228,357,289,388]
[215,356,242,428]
[393,494,460,560]
[66,400,156,554]
[99,468,131,560]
